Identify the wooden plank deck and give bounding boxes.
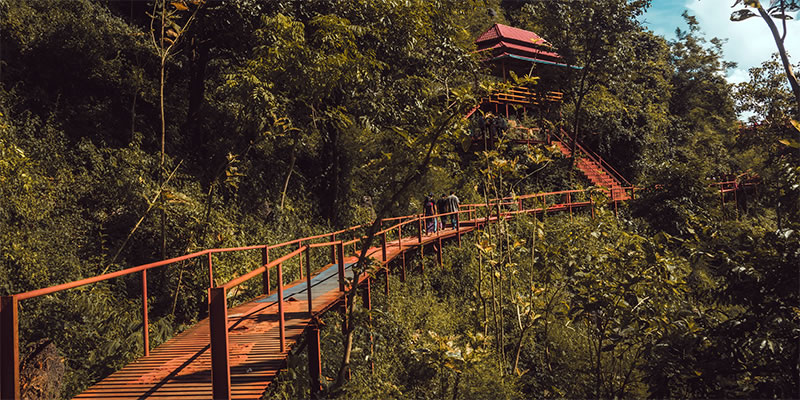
[74,223,480,399]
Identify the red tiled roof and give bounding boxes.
[478,41,561,60]
[475,23,551,48]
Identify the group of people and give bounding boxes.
[423,192,460,234]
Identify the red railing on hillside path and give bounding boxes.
[0,182,753,399]
[552,127,632,188]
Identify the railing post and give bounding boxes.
[568,192,573,220]
[305,246,313,317]
[456,211,461,247]
[363,276,375,373]
[381,230,387,262]
[398,225,402,250]
[298,241,304,280]
[277,263,286,353]
[417,216,423,243]
[1,295,20,400]
[142,270,149,357]
[209,287,231,400]
[207,252,214,294]
[308,319,322,396]
[401,251,407,282]
[337,242,346,292]
[437,237,443,268]
[262,246,270,295]
[330,233,336,263]
[384,265,390,297]
[612,188,618,218]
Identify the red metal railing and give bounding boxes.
[552,128,632,188]
[7,183,754,399]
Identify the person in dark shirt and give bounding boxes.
[423,194,436,234]
[437,194,449,230]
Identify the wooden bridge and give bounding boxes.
[1,186,635,400]
[0,153,752,399]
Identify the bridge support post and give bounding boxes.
[306,246,313,317]
[209,288,232,400]
[298,242,304,280]
[337,242,345,292]
[417,217,423,243]
[400,251,406,282]
[1,295,20,400]
[142,270,149,357]
[262,246,270,295]
[420,244,424,274]
[381,230,387,262]
[362,277,375,374]
[308,319,322,396]
[207,252,214,297]
[456,211,462,247]
[330,234,336,263]
[384,266,390,297]
[277,263,286,352]
[437,237,443,268]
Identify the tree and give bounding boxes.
[518,0,652,168]
[149,0,203,257]
[731,0,800,120]
[735,55,799,124]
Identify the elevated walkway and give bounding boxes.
[2,192,610,400]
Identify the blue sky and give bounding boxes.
[641,0,799,84]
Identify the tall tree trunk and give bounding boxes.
[570,65,590,169]
[331,107,465,395]
[755,2,800,120]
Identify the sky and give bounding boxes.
[641,0,799,85]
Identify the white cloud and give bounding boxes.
[727,67,751,85]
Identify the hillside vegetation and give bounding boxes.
[1,0,798,398]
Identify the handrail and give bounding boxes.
[3,181,758,400]
[16,249,212,301]
[222,246,308,290]
[554,128,631,187]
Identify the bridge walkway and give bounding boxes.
[72,221,483,399]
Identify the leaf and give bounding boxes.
[171,2,189,11]
[790,119,800,133]
[778,138,800,148]
[730,9,758,20]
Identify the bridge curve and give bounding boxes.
[1,188,623,400]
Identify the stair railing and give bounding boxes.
[553,128,631,187]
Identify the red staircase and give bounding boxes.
[552,131,631,201]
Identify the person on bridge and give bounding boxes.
[447,191,460,228]
[424,194,437,234]
[437,194,449,230]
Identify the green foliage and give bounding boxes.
[1,0,798,398]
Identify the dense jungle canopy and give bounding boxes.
[1,0,799,398]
